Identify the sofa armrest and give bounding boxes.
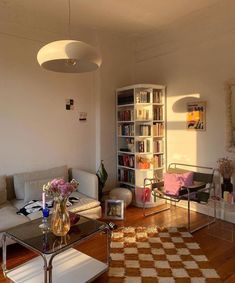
[70,168,99,200]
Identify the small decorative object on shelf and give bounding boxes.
[217,157,234,197]
[43,178,79,236]
[136,156,152,169]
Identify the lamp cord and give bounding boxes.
[68,0,71,39]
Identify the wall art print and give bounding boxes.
[186,101,206,131]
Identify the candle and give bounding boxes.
[223,191,229,202]
[42,192,46,209]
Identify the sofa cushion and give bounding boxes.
[0,175,7,205]
[68,191,100,213]
[13,165,68,200]
[0,203,29,232]
[24,177,62,204]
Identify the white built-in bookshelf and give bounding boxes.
[116,84,166,207]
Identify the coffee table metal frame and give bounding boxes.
[2,217,110,283]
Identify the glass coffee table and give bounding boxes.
[2,215,110,283]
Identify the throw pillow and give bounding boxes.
[0,175,7,205]
[163,173,182,196]
[163,172,193,196]
[178,171,194,187]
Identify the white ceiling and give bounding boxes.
[0,0,221,38]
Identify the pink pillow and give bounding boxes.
[163,172,193,196]
[179,171,193,187]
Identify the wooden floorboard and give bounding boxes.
[0,205,234,282]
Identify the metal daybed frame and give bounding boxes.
[142,163,216,233]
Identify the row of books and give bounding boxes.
[136,91,151,103]
[117,90,134,105]
[153,123,164,136]
[136,139,150,153]
[118,109,134,121]
[118,169,135,184]
[136,109,150,120]
[118,124,134,136]
[118,154,135,168]
[138,125,151,136]
[153,90,163,103]
[153,140,164,153]
[118,108,162,121]
[153,107,163,120]
[153,154,164,168]
[117,89,163,105]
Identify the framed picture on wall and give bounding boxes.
[105,199,124,220]
[186,101,206,131]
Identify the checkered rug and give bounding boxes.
[108,226,221,283]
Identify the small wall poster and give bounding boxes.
[79,112,87,121]
[186,101,206,131]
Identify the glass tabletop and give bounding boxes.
[5,215,108,255]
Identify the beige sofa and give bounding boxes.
[0,165,101,245]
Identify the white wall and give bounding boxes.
[0,26,133,180]
[98,32,134,190]
[133,0,235,192]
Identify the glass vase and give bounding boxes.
[51,197,70,236]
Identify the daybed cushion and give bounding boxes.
[13,165,68,200]
[0,175,7,205]
[68,191,100,213]
[0,203,29,232]
[11,192,101,221]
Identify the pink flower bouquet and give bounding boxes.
[217,157,234,179]
[43,178,79,200]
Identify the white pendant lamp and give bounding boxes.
[37,1,102,73]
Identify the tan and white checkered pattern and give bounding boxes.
[108,226,221,283]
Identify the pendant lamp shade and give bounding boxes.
[37,40,102,73]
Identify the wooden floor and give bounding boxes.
[1,205,235,282]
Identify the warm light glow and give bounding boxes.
[167,93,201,165]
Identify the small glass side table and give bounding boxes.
[207,198,234,242]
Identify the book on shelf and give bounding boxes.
[153,107,163,120]
[118,124,134,136]
[136,140,150,153]
[118,154,135,168]
[153,154,164,168]
[136,109,150,120]
[117,89,134,105]
[139,124,151,136]
[118,168,135,184]
[153,89,163,103]
[152,123,164,136]
[136,90,151,103]
[153,140,164,153]
[118,109,134,121]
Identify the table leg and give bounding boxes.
[42,256,48,283]
[48,254,56,283]
[41,254,55,283]
[2,233,7,276]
